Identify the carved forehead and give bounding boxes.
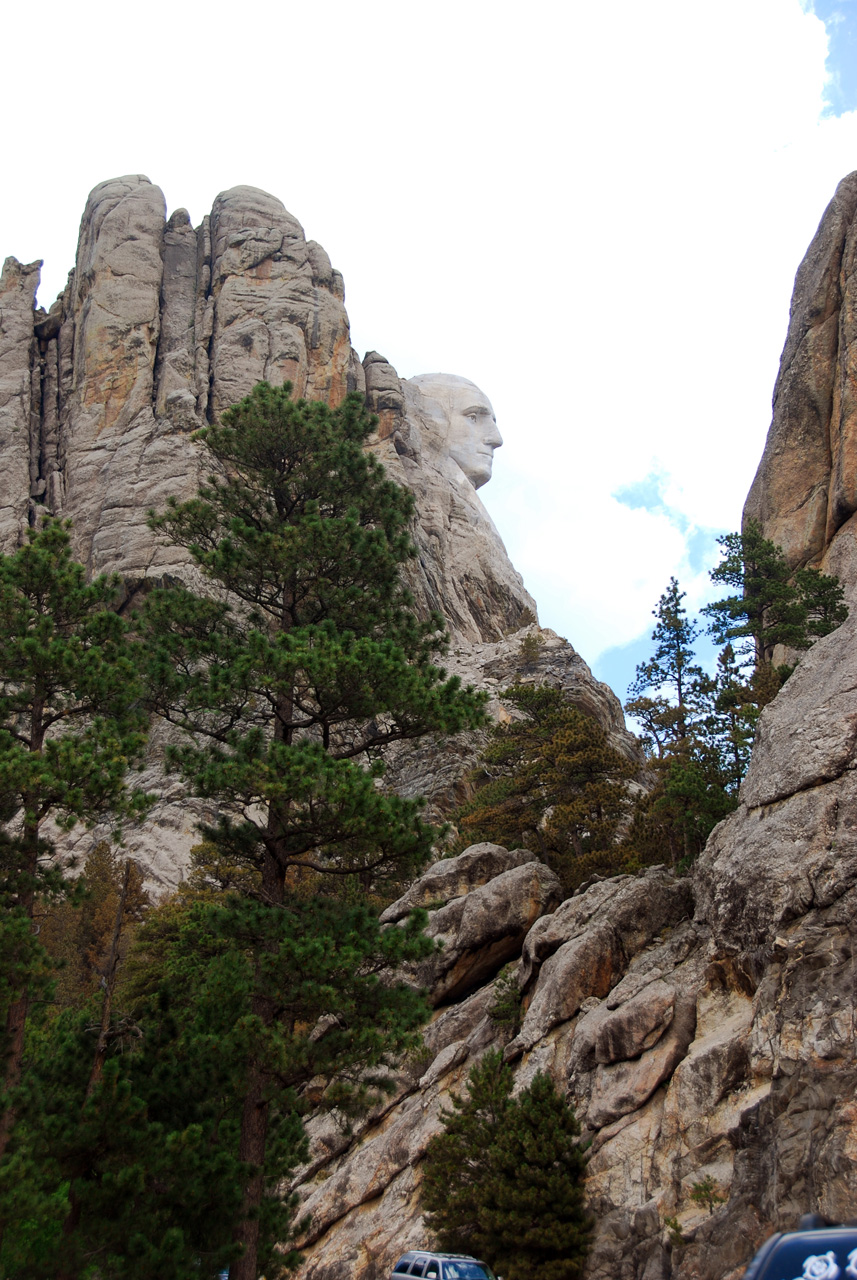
[408,373,495,418]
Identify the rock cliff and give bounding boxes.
[5,173,855,1280]
[292,610,857,1280]
[745,169,857,598]
[0,176,624,888]
[287,175,857,1280]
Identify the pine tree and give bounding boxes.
[703,520,847,705]
[483,1072,591,1280]
[625,578,707,757]
[139,382,485,1280]
[455,684,635,893]
[0,520,149,1156]
[421,1052,591,1280]
[623,578,739,869]
[2,878,437,1280]
[421,1050,514,1257]
[700,643,756,795]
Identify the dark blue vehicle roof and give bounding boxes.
[744,1228,857,1280]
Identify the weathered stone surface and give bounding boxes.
[367,367,539,642]
[418,858,563,1005]
[593,980,677,1065]
[380,843,535,923]
[206,186,353,417]
[694,611,857,950]
[0,256,38,547]
[0,177,640,891]
[517,870,692,992]
[294,556,857,1280]
[745,169,857,604]
[20,175,857,1280]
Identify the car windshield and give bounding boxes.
[442,1265,494,1280]
[761,1238,857,1280]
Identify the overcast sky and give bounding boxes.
[4,0,857,701]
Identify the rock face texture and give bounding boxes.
[292,608,857,1280]
[745,170,857,597]
[3,176,359,583]
[0,177,625,892]
[287,176,857,1280]
[9,173,857,1280]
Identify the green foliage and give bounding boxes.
[663,1215,685,1246]
[623,539,847,870]
[0,519,150,849]
[136,382,485,1279]
[421,1050,591,1280]
[689,1174,725,1215]
[703,520,847,705]
[487,967,523,1036]
[454,684,636,894]
[1,885,435,1280]
[141,382,485,897]
[0,519,150,1156]
[625,578,707,757]
[39,843,150,1011]
[518,630,545,664]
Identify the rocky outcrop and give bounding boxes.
[5,176,358,581]
[364,359,537,642]
[0,257,41,547]
[745,170,857,596]
[0,178,626,889]
[1,177,532,643]
[293,610,857,1279]
[287,172,857,1280]
[5,171,857,1280]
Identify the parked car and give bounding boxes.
[743,1218,857,1280]
[391,1251,497,1280]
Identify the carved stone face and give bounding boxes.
[408,374,503,489]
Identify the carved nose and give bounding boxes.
[488,422,503,448]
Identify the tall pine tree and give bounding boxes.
[625,578,707,757]
[421,1050,591,1280]
[703,519,847,705]
[454,684,635,894]
[139,381,485,1280]
[0,520,149,1156]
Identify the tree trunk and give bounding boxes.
[231,846,286,1280]
[231,1059,272,1280]
[85,858,131,1100]
[0,818,40,1159]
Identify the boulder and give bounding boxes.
[418,859,562,1005]
[380,843,536,923]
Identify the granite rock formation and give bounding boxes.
[288,175,857,1280]
[745,169,857,598]
[292,597,857,1280]
[0,176,625,889]
[7,172,856,1280]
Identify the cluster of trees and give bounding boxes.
[1,377,849,1277]
[624,523,846,867]
[421,1050,591,1280]
[0,384,485,1279]
[455,522,847,885]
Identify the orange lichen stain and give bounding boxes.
[376,411,396,441]
[250,257,274,281]
[326,333,351,407]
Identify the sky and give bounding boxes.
[4,0,857,703]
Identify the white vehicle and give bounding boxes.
[391,1251,497,1280]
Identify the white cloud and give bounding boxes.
[2,0,856,683]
